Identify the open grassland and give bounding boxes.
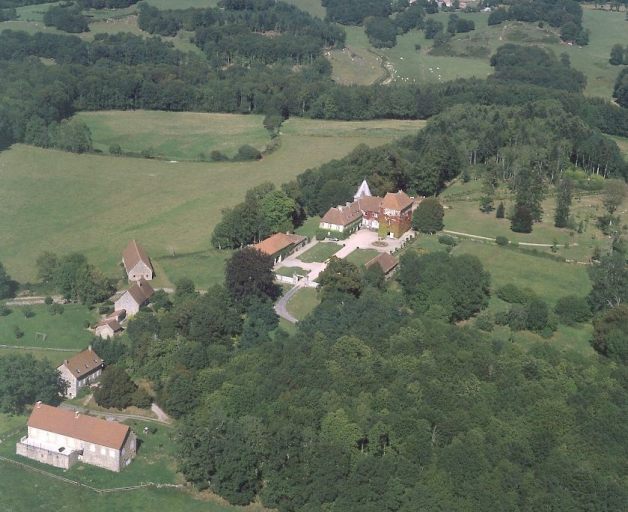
[0,304,96,350]
[331,9,625,98]
[0,115,423,289]
[442,181,620,262]
[327,26,387,85]
[452,240,592,305]
[78,111,269,161]
[286,287,319,320]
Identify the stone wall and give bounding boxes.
[16,440,78,470]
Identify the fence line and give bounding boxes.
[0,455,184,494]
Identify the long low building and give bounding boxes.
[253,232,307,264]
[17,403,136,472]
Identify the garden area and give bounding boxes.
[297,242,342,263]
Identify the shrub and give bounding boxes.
[438,234,457,246]
[13,325,24,339]
[44,296,53,305]
[496,284,535,304]
[235,144,262,161]
[315,230,327,241]
[22,307,35,318]
[0,305,11,316]
[48,303,64,315]
[475,312,494,332]
[98,305,113,315]
[210,150,228,161]
[109,143,122,155]
[496,202,505,219]
[555,295,592,325]
[132,388,153,409]
[495,236,509,246]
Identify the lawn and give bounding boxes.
[275,266,310,277]
[452,240,591,305]
[295,216,321,239]
[298,242,342,263]
[0,304,96,350]
[286,287,320,320]
[328,26,387,85]
[345,248,380,267]
[334,9,626,99]
[78,111,270,161]
[0,115,421,289]
[0,412,27,436]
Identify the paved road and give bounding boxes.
[274,284,301,324]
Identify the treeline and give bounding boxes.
[43,3,89,33]
[137,1,345,65]
[488,0,589,45]
[78,0,138,7]
[322,0,391,25]
[615,68,628,108]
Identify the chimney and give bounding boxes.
[75,411,80,419]
[36,401,42,408]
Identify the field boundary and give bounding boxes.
[0,455,184,494]
[0,344,78,352]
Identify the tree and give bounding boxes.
[555,295,592,325]
[174,277,196,301]
[609,44,625,65]
[587,251,628,311]
[225,248,281,304]
[602,179,627,216]
[592,304,628,363]
[318,257,363,300]
[260,189,297,234]
[94,365,138,409]
[412,197,444,233]
[496,202,505,219]
[0,261,17,299]
[36,251,59,283]
[511,205,533,233]
[240,298,279,348]
[0,354,66,413]
[162,372,198,418]
[424,18,443,39]
[554,178,573,228]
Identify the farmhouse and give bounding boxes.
[114,279,154,317]
[319,181,420,239]
[365,252,399,277]
[122,239,153,282]
[17,403,136,472]
[57,346,104,398]
[253,232,307,264]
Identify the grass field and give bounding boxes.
[0,304,96,350]
[0,115,423,289]
[327,26,387,85]
[78,111,270,161]
[345,248,379,267]
[298,242,342,263]
[328,9,626,98]
[286,287,319,320]
[275,266,310,277]
[452,240,592,305]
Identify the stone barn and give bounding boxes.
[122,240,154,282]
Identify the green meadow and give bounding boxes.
[286,287,319,320]
[345,248,380,267]
[0,114,424,289]
[298,242,343,263]
[328,8,626,99]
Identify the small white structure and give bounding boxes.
[95,318,122,339]
[17,403,136,472]
[114,279,154,318]
[122,240,153,282]
[57,346,104,399]
[354,179,372,200]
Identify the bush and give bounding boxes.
[475,312,494,332]
[22,307,35,318]
[315,230,327,241]
[44,296,53,305]
[554,295,592,325]
[438,234,457,246]
[210,150,228,161]
[495,236,509,246]
[98,305,113,315]
[109,143,122,155]
[496,202,505,219]
[235,144,262,161]
[48,303,64,315]
[13,325,24,339]
[0,305,11,316]
[132,388,153,409]
[496,284,535,304]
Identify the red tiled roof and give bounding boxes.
[253,233,306,257]
[320,202,362,227]
[28,404,130,450]
[122,240,153,274]
[381,191,413,211]
[366,252,399,274]
[59,347,104,379]
[357,195,383,214]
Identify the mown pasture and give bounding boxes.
[0,114,425,289]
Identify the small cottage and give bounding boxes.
[114,279,154,317]
[95,318,123,339]
[57,346,104,398]
[17,403,136,472]
[122,240,153,282]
